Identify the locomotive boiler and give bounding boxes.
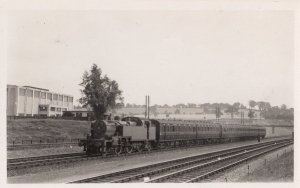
[79,117,157,154]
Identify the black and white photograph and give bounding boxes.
[0,0,298,185]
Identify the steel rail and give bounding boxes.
[8,152,84,164]
[146,141,292,183]
[69,138,291,183]
[185,141,293,182]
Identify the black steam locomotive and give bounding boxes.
[79,117,266,155]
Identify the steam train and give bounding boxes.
[79,117,266,155]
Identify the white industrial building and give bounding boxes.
[7,84,74,117]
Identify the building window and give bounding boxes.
[63,96,68,102]
[26,89,33,97]
[53,94,58,100]
[39,106,47,111]
[41,92,46,99]
[19,88,26,96]
[57,108,61,112]
[47,93,52,100]
[68,97,73,102]
[34,91,40,98]
[59,95,63,101]
[50,107,56,111]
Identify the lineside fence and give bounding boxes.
[7,115,93,121]
[8,138,83,146]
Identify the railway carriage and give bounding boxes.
[154,119,222,147]
[221,124,265,141]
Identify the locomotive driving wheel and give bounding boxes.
[114,146,123,155]
[136,145,143,153]
[98,146,107,156]
[126,145,133,154]
[158,143,165,149]
[145,143,152,152]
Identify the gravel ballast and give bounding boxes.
[7,137,291,183]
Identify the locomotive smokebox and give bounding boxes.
[91,120,117,139]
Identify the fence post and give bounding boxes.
[264,159,267,167]
[247,165,250,175]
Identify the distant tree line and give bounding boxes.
[122,100,293,120]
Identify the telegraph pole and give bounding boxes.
[145,95,150,119]
[147,95,150,119]
[145,96,147,119]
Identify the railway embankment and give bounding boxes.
[239,147,293,182]
[7,119,90,143]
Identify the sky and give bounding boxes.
[6,10,294,107]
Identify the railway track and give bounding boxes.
[69,138,292,183]
[7,152,86,170]
[7,142,79,151]
[6,137,249,170]
[8,137,292,172]
[8,139,228,171]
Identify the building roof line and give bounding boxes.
[23,86,49,91]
